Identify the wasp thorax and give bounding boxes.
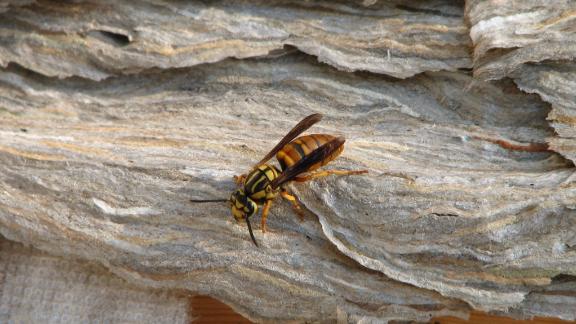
[230,188,257,221]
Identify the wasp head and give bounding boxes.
[229,188,257,222]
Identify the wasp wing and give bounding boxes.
[271,136,345,189]
[255,113,323,166]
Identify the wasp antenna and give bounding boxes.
[189,198,228,203]
[245,217,259,247]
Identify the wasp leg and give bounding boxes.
[294,169,368,182]
[261,199,273,233]
[280,188,305,221]
[233,174,247,185]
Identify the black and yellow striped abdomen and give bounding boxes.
[243,164,280,203]
[276,134,344,172]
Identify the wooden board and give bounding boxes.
[190,296,251,324]
[432,311,575,324]
[189,296,575,323]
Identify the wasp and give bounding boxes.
[193,114,367,246]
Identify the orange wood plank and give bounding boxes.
[189,296,575,324]
[190,295,251,324]
[431,311,575,324]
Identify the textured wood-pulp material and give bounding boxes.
[466,0,576,166]
[0,238,190,323]
[1,0,576,323]
[0,0,471,80]
[466,0,576,81]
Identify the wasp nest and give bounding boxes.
[1,0,575,322]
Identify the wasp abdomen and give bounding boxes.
[276,134,343,172]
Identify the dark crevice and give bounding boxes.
[551,274,576,284]
[395,4,463,18]
[86,30,131,47]
[429,212,460,217]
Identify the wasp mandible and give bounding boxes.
[228,113,367,246]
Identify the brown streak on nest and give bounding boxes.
[41,140,118,159]
[472,136,550,152]
[0,144,68,161]
[549,113,576,126]
[538,9,576,28]
[112,136,188,148]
